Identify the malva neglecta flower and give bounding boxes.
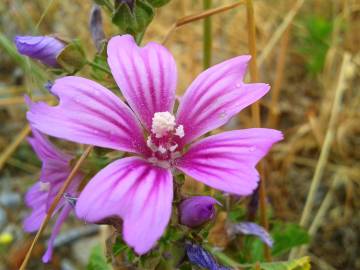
[15,36,65,67]
[179,196,219,228]
[26,34,283,254]
[23,126,83,262]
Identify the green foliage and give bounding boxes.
[93,0,113,6]
[57,39,87,73]
[87,245,111,270]
[147,0,171,7]
[271,222,310,256]
[250,256,311,270]
[246,222,309,263]
[228,205,246,222]
[297,16,333,75]
[0,33,46,86]
[112,0,154,41]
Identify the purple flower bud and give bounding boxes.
[14,36,65,67]
[89,5,105,51]
[180,196,219,228]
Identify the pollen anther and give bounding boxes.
[151,112,176,138]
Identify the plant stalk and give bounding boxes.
[289,53,350,259]
[203,0,212,69]
[246,0,271,261]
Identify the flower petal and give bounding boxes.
[28,128,71,163]
[42,204,72,263]
[107,35,177,130]
[176,56,270,144]
[229,222,273,247]
[23,183,47,232]
[28,127,72,183]
[176,129,283,195]
[27,76,147,154]
[75,157,173,254]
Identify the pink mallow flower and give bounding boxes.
[26,34,283,255]
[23,127,83,263]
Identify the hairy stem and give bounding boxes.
[87,60,112,75]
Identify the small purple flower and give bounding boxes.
[229,222,273,247]
[27,34,283,255]
[180,196,219,228]
[23,126,83,262]
[185,243,231,270]
[15,36,65,67]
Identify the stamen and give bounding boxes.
[158,145,167,154]
[146,136,157,152]
[151,112,176,138]
[175,125,185,138]
[169,144,178,152]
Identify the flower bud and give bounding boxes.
[89,5,105,51]
[179,196,218,228]
[15,35,65,67]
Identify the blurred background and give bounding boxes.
[0,0,359,269]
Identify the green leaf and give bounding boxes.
[112,0,154,37]
[56,39,87,73]
[147,0,171,7]
[93,0,113,7]
[87,245,111,270]
[251,256,311,270]
[271,223,310,256]
[296,16,333,75]
[0,33,46,84]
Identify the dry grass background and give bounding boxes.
[0,0,359,269]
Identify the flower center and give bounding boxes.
[146,112,184,167]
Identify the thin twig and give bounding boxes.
[34,0,57,32]
[245,0,271,261]
[289,53,351,259]
[299,53,350,228]
[19,145,93,270]
[7,157,39,174]
[0,124,31,170]
[0,95,53,107]
[257,0,304,66]
[267,26,291,128]
[297,172,343,257]
[162,1,245,44]
[203,0,212,69]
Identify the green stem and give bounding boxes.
[87,60,112,75]
[205,245,250,268]
[203,0,212,69]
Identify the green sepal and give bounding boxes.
[56,39,87,73]
[112,0,154,39]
